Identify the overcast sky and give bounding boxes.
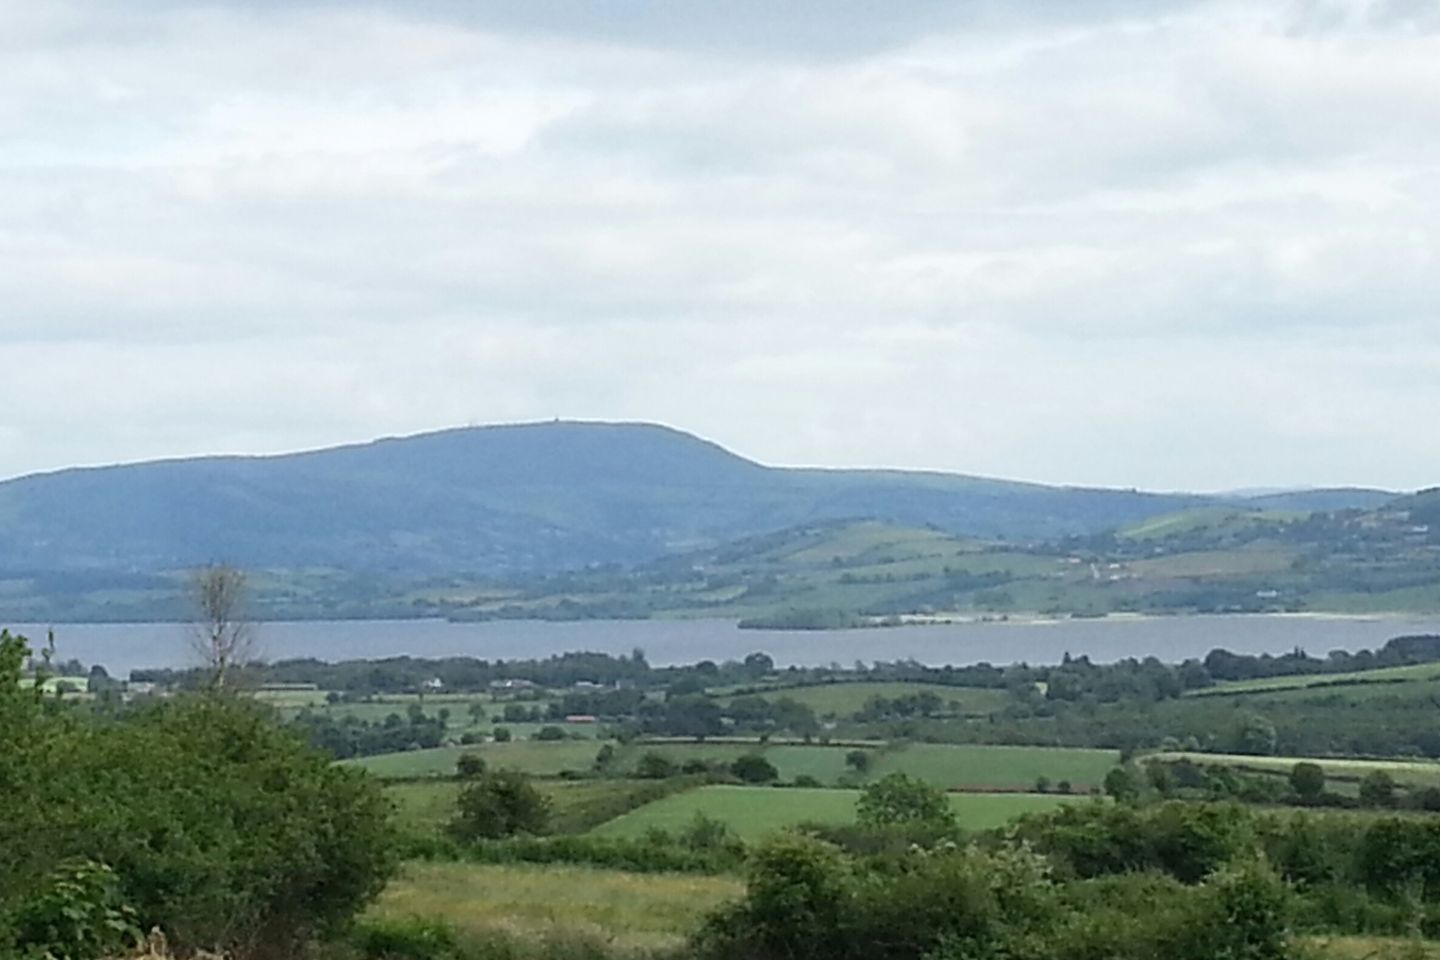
[3,0,1438,491]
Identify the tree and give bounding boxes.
[189,564,255,690]
[450,770,551,841]
[1289,762,1326,802]
[1359,770,1396,808]
[856,773,955,828]
[1104,766,1140,803]
[731,754,779,784]
[492,726,512,743]
[456,754,487,779]
[845,749,871,774]
[636,752,677,779]
[1233,713,1278,756]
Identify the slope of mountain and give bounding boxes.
[0,420,1293,578]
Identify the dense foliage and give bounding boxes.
[0,630,398,959]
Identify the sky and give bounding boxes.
[2,0,1438,492]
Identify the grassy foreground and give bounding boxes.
[368,862,742,953]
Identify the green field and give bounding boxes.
[1192,662,1440,698]
[592,785,1080,840]
[371,861,741,953]
[387,778,687,837]
[357,739,1118,792]
[1150,751,1440,788]
[347,740,602,778]
[869,743,1117,792]
[730,681,1009,718]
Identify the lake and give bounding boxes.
[12,614,1440,677]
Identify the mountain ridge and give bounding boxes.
[0,420,1402,582]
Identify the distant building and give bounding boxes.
[564,714,598,724]
[490,678,537,690]
[421,677,445,692]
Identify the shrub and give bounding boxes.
[856,774,955,829]
[730,754,779,784]
[451,771,551,841]
[456,754,488,779]
[0,692,398,959]
[4,859,140,960]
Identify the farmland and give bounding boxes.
[348,740,601,778]
[591,785,1079,840]
[357,738,1118,793]
[1149,751,1440,789]
[725,680,1009,717]
[1192,661,1440,698]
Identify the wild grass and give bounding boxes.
[367,862,741,954]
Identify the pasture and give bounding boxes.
[592,785,1080,840]
[869,743,1117,792]
[370,861,741,953]
[1149,751,1440,788]
[357,739,1119,793]
[728,681,1009,718]
[1191,661,1440,698]
[347,740,601,778]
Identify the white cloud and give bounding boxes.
[1,0,1437,490]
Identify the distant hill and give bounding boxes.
[0,421,1413,621]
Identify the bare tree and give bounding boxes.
[190,564,257,690]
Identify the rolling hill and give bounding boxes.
[2,420,1360,577]
[0,421,1413,621]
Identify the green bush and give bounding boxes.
[0,687,397,959]
[451,771,552,841]
[4,859,140,960]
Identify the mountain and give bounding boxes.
[0,421,1403,584]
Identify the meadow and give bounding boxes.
[348,740,601,778]
[358,739,1118,793]
[1149,751,1440,788]
[369,861,742,954]
[1191,661,1440,697]
[590,785,1079,840]
[726,680,1009,717]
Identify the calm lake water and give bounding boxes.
[13,614,1440,677]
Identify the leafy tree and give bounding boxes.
[731,754,779,784]
[636,752,678,779]
[450,770,551,841]
[845,750,871,773]
[1289,762,1326,801]
[1104,766,1140,803]
[492,726,512,743]
[856,773,955,828]
[456,753,487,779]
[534,725,567,741]
[1359,770,1397,808]
[1233,713,1279,756]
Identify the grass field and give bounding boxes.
[591,785,1080,840]
[370,861,741,953]
[729,681,1009,718]
[357,739,1119,793]
[347,740,602,778]
[1150,751,1440,787]
[869,743,1117,792]
[387,778,692,837]
[1192,662,1440,698]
